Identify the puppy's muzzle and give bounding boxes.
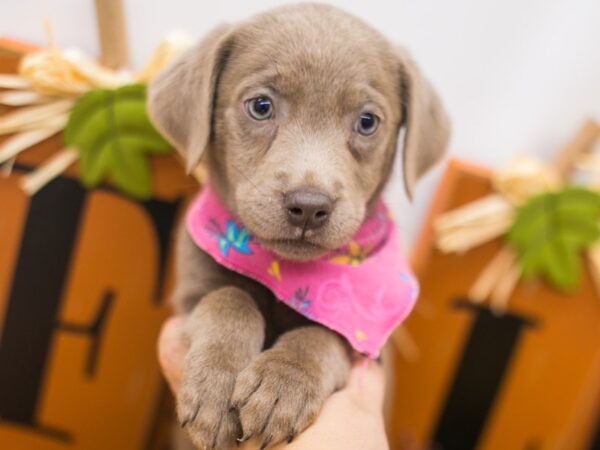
[284,188,333,230]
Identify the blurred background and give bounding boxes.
[3,0,599,244]
[1,1,600,449]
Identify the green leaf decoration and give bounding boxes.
[507,186,600,291]
[64,84,171,199]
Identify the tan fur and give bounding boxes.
[149,4,449,449]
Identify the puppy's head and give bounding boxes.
[149,4,449,260]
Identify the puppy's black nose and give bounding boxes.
[284,189,333,230]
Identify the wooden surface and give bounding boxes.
[387,159,600,450]
[94,0,129,69]
[0,42,195,450]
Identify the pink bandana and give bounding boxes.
[186,186,419,357]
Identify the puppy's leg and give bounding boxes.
[180,287,264,449]
[231,326,351,448]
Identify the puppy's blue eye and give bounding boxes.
[247,96,273,120]
[356,113,379,136]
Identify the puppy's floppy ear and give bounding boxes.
[396,47,450,199]
[148,24,234,172]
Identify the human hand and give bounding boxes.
[158,316,389,450]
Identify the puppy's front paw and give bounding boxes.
[178,362,240,450]
[230,350,330,449]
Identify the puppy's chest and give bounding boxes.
[199,247,314,346]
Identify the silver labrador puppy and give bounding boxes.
[149,3,449,449]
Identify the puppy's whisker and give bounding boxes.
[229,162,269,198]
[231,162,283,199]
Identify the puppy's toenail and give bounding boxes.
[260,435,273,450]
[236,431,253,443]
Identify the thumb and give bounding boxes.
[157,316,188,392]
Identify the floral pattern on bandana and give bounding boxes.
[206,218,253,256]
[186,185,419,358]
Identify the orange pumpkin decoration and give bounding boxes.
[0,40,196,450]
